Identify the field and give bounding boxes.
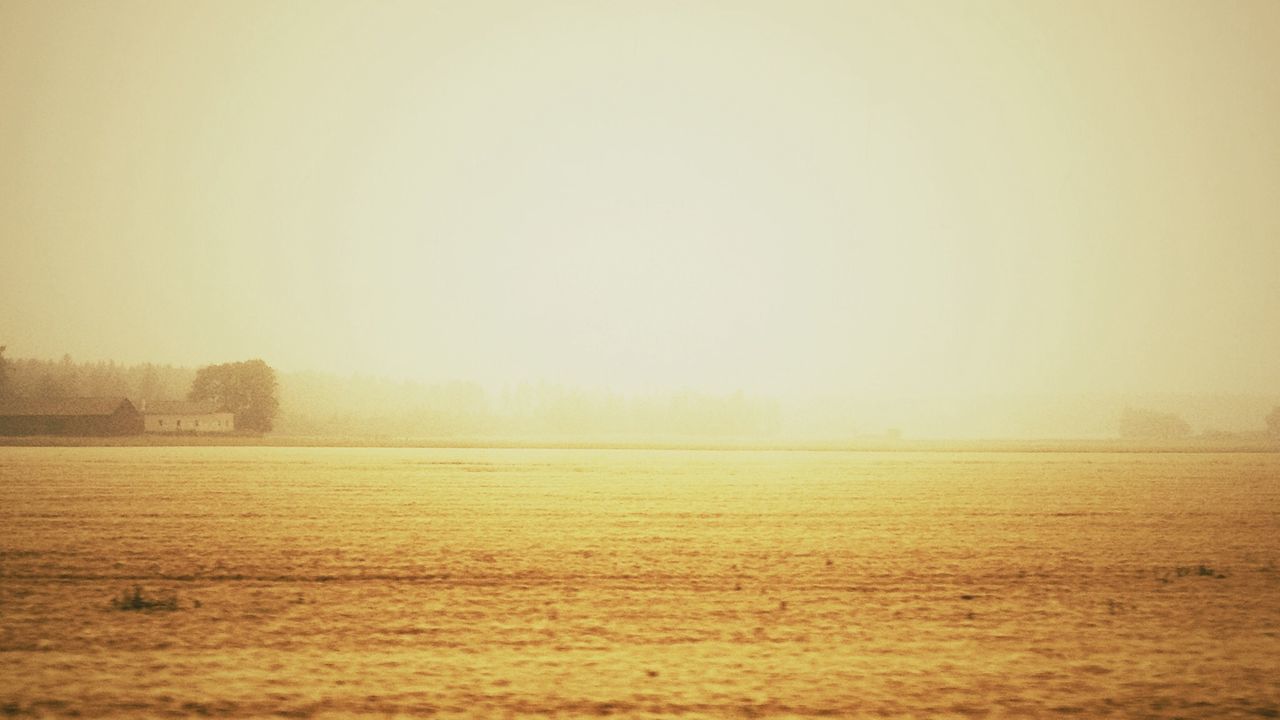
[1,447,1278,718]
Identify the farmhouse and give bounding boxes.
[141,400,235,433]
[0,397,144,436]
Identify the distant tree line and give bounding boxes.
[8,345,1272,442]
[1117,405,1280,441]
[0,353,194,405]
[276,375,781,439]
[1,348,780,439]
[0,349,279,434]
[1118,407,1192,439]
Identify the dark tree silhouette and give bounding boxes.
[188,359,279,433]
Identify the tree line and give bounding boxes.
[4,346,1276,441]
[278,374,781,439]
[1119,405,1280,441]
[0,348,778,439]
[0,348,278,433]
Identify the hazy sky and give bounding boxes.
[3,1,1278,399]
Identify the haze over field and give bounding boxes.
[2,1,1279,437]
[3,6,1280,715]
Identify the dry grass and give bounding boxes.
[1,447,1278,718]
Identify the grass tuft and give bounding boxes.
[110,585,179,612]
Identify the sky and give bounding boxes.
[3,0,1279,403]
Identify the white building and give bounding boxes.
[141,400,235,434]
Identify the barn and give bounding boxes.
[0,397,144,436]
[141,400,235,434]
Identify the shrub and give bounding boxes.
[110,585,179,612]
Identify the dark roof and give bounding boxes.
[141,400,223,415]
[0,397,135,417]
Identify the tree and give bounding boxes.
[188,359,279,433]
[138,364,161,404]
[0,345,9,399]
[1118,407,1191,440]
[1267,406,1280,440]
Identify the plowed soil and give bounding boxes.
[2,447,1278,718]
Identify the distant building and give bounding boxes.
[141,400,235,434]
[0,397,144,436]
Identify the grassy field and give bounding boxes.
[2,433,1276,453]
[1,447,1278,718]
